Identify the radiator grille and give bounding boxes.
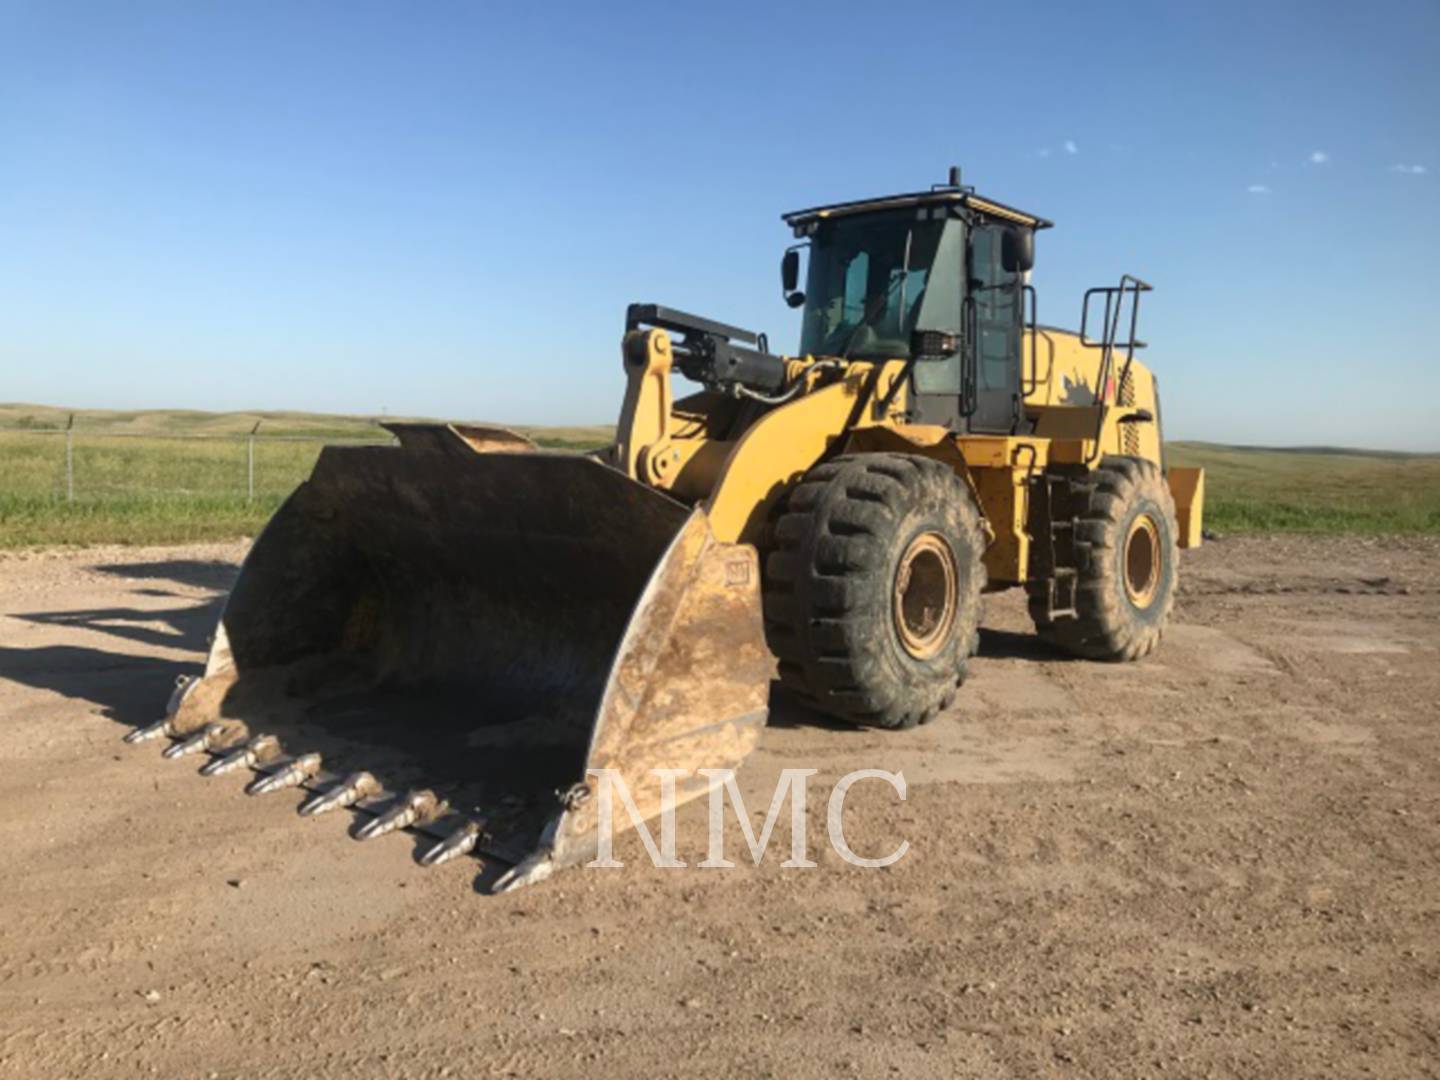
[1119,370,1140,456]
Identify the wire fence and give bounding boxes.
[0,424,395,506]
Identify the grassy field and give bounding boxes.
[1,403,1435,547]
[0,404,612,546]
[1167,442,1440,534]
[0,402,613,447]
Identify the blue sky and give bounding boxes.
[1,0,1437,449]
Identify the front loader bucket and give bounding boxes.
[145,425,772,884]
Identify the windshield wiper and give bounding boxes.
[896,227,913,333]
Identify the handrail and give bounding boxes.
[1021,284,1040,398]
[1079,275,1152,464]
[959,295,978,417]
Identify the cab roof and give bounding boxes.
[782,188,1053,233]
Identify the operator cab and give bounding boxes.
[782,169,1051,435]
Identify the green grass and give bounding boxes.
[1,404,1435,546]
[0,493,284,547]
[0,405,613,547]
[1168,442,1440,534]
[0,429,369,545]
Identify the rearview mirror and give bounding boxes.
[1001,227,1035,274]
[781,249,800,292]
[782,246,806,308]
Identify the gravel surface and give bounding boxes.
[1,535,1437,1078]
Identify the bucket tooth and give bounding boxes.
[124,719,175,745]
[356,790,443,842]
[298,772,380,818]
[493,849,555,893]
[162,722,243,760]
[245,753,321,796]
[419,821,482,867]
[201,734,280,777]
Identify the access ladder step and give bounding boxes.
[1048,567,1078,620]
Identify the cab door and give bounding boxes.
[966,223,1022,433]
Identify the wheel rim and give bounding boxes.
[893,532,959,660]
[1123,513,1162,608]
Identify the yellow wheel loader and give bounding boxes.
[126,169,1204,889]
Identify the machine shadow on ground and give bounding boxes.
[0,559,233,728]
[977,626,1074,662]
[93,559,241,592]
[0,643,195,728]
[13,598,223,653]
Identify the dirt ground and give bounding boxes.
[1,534,1437,1079]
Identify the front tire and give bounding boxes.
[763,453,987,729]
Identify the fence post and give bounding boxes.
[247,420,262,503]
[65,414,75,503]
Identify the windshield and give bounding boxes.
[798,210,963,360]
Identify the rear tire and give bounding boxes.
[763,453,987,729]
[1028,455,1178,661]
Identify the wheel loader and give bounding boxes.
[125,169,1204,889]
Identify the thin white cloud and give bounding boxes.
[1036,147,1051,158]
[1064,139,1079,155]
[1390,163,1428,175]
[1309,150,1330,165]
[1247,184,1271,194]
